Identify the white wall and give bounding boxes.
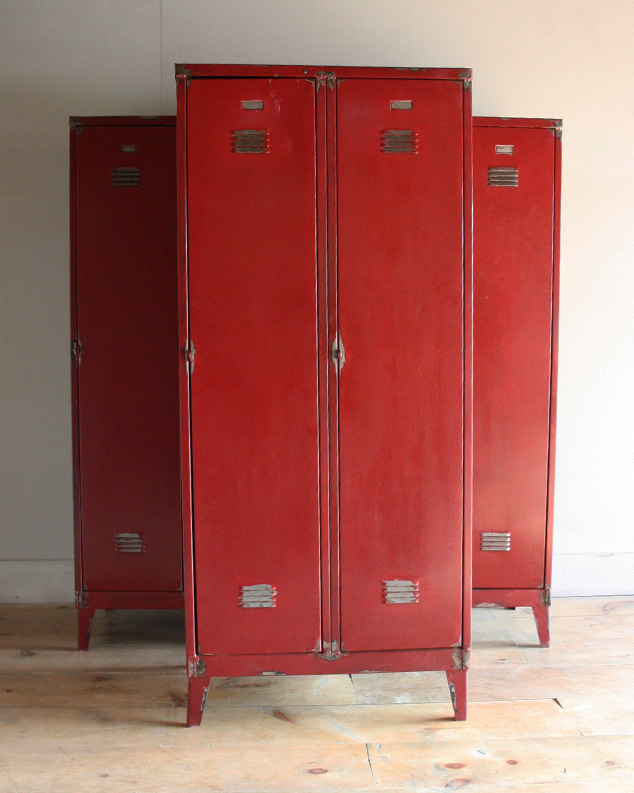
[1,0,633,601]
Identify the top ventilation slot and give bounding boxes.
[488,167,518,187]
[391,100,413,110]
[111,167,140,187]
[232,129,269,153]
[381,130,418,154]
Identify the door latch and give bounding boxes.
[71,338,82,367]
[184,339,196,374]
[331,333,345,376]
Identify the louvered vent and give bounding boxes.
[240,584,277,608]
[111,167,140,187]
[381,130,418,154]
[232,129,269,153]
[480,532,511,552]
[115,532,145,553]
[488,167,518,187]
[383,579,419,604]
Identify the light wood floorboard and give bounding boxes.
[0,597,632,791]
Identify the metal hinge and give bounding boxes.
[542,584,552,607]
[71,339,82,367]
[318,639,341,660]
[452,647,471,670]
[188,656,206,677]
[331,333,345,376]
[184,339,196,374]
[75,591,87,608]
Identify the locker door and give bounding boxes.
[187,78,321,655]
[337,79,465,651]
[473,126,555,589]
[76,124,182,592]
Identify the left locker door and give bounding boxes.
[76,124,182,592]
[186,78,322,656]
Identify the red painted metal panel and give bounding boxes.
[178,64,470,82]
[176,79,199,672]
[461,85,474,655]
[74,122,182,593]
[337,79,466,651]
[472,121,557,590]
[186,78,322,656]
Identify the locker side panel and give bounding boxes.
[337,79,465,651]
[473,125,555,589]
[186,78,322,656]
[76,124,182,592]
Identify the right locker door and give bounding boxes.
[473,125,555,589]
[337,78,466,651]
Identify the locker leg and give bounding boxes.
[187,676,209,728]
[532,605,551,648]
[446,669,468,721]
[77,607,96,651]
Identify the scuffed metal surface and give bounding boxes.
[452,647,470,670]
[188,656,206,677]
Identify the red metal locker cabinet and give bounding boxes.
[70,117,183,649]
[472,117,562,646]
[177,65,473,727]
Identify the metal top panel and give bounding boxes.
[474,116,562,130]
[69,116,176,129]
[175,63,471,82]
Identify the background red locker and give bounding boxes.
[70,117,183,650]
[472,116,562,647]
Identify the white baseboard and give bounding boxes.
[0,554,632,603]
[552,552,634,597]
[0,559,74,603]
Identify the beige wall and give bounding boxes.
[1,0,633,600]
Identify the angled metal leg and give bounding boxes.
[446,669,468,721]
[77,607,96,651]
[532,605,551,648]
[187,675,209,727]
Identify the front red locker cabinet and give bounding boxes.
[70,117,183,649]
[177,65,473,726]
[472,117,562,646]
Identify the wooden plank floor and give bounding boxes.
[1,597,633,792]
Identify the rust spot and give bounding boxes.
[5,689,14,693]
[605,760,617,766]
[20,650,35,657]
[307,768,328,775]
[93,674,113,683]
[270,708,294,723]
[445,763,465,769]
[507,759,519,765]
[170,692,187,708]
[99,773,109,778]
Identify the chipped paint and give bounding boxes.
[542,585,552,606]
[448,681,457,711]
[188,656,206,677]
[452,647,470,670]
